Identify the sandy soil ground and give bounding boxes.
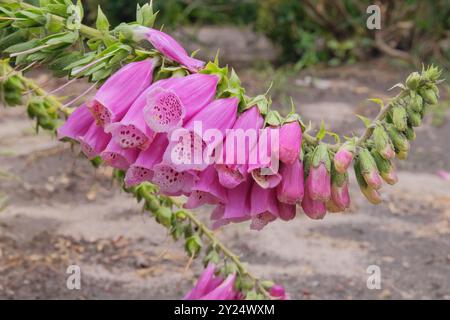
[0,58,449,300]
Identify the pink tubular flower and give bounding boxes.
[277,160,304,205]
[278,202,296,221]
[77,123,111,159]
[163,97,239,172]
[334,143,355,174]
[185,166,228,209]
[124,134,169,187]
[270,284,289,300]
[88,59,155,126]
[250,184,279,231]
[306,144,331,202]
[248,127,281,189]
[216,106,264,189]
[151,163,197,196]
[143,74,219,133]
[278,121,302,164]
[184,264,240,300]
[57,104,94,140]
[100,140,139,170]
[138,27,205,73]
[301,184,327,220]
[329,171,350,211]
[210,181,252,229]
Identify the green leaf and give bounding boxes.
[316,120,326,141]
[96,6,110,32]
[368,98,384,110]
[356,114,372,128]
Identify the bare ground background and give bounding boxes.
[0,28,449,300]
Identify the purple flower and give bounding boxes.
[216,106,264,189]
[184,264,240,300]
[139,27,205,73]
[163,97,238,172]
[124,134,169,188]
[77,122,111,159]
[57,104,94,140]
[277,160,304,205]
[185,166,228,209]
[88,59,155,126]
[151,163,197,196]
[301,184,327,220]
[143,74,219,133]
[250,184,279,230]
[100,140,139,170]
[277,202,296,221]
[306,145,331,202]
[270,284,289,300]
[278,121,302,164]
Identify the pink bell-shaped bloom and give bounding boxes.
[278,202,296,221]
[163,97,238,172]
[250,184,279,231]
[333,141,355,174]
[124,134,169,187]
[279,121,302,164]
[152,163,197,196]
[306,145,331,202]
[200,273,238,300]
[330,171,350,210]
[77,123,111,159]
[210,181,252,229]
[248,127,281,189]
[301,184,327,220]
[277,160,304,205]
[143,74,219,133]
[185,166,228,209]
[88,59,155,126]
[216,106,264,189]
[57,104,94,140]
[270,284,289,300]
[137,27,205,73]
[100,140,139,170]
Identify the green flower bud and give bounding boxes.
[418,86,438,105]
[406,107,422,127]
[373,125,395,159]
[409,91,423,113]
[38,117,58,131]
[27,98,47,118]
[358,148,383,189]
[392,105,408,131]
[386,124,410,153]
[396,149,408,160]
[422,65,441,82]
[406,72,421,90]
[354,159,383,204]
[404,126,416,141]
[185,234,202,257]
[371,149,398,185]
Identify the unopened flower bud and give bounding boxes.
[334,140,355,174]
[354,159,383,204]
[306,144,331,202]
[330,169,350,210]
[406,72,421,90]
[419,85,438,105]
[392,105,408,132]
[396,149,408,160]
[371,149,398,185]
[404,126,416,141]
[358,148,383,190]
[409,91,423,113]
[386,124,410,153]
[422,65,441,82]
[407,108,422,127]
[373,125,395,159]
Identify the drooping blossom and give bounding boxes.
[306,144,331,202]
[277,160,304,205]
[143,74,219,133]
[250,184,279,230]
[248,127,281,189]
[163,97,238,172]
[88,59,155,126]
[210,181,252,229]
[100,140,139,170]
[333,140,355,174]
[358,148,383,190]
[184,264,240,300]
[185,166,228,209]
[133,27,205,73]
[57,104,94,140]
[277,202,296,221]
[124,134,169,187]
[328,169,350,211]
[151,163,197,196]
[301,183,327,220]
[269,284,289,300]
[354,158,383,205]
[77,122,111,159]
[216,106,264,189]
[278,121,302,164]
